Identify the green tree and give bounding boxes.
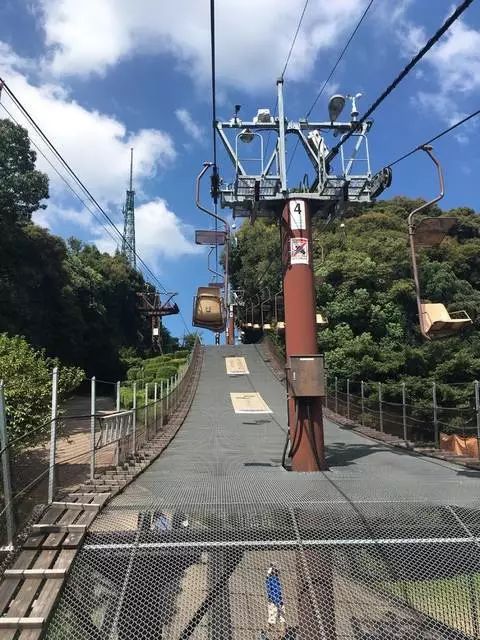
[0,333,83,446]
[0,119,48,223]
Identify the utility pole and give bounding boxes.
[122,148,136,269]
[203,78,391,471]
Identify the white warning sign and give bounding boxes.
[290,237,309,265]
[289,200,306,230]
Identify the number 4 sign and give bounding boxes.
[289,200,306,230]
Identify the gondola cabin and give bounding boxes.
[192,286,226,332]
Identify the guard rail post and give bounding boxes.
[324,374,328,410]
[475,380,480,460]
[378,382,383,432]
[144,382,149,440]
[154,382,158,432]
[346,378,350,420]
[433,381,439,447]
[47,366,59,504]
[402,381,407,445]
[360,380,365,426]
[0,383,14,548]
[334,377,338,414]
[160,380,164,427]
[116,381,121,412]
[132,381,137,454]
[90,376,96,481]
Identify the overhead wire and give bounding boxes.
[327,0,476,163]
[287,0,375,174]
[385,108,480,168]
[264,0,310,163]
[0,101,120,248]
[0,78,170,296]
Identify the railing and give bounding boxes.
[0,340,201,553]
[325,375,480,455]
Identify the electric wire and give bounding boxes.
[0,78,170,296]
[281,0,310,80]
[0,101,120,248]
[287,0,375,174]
[327,0,476,163]
[385,108,480,168]
[305,0,375,118]
[209,0,219,280]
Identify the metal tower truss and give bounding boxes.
[215,80,392,220]
[122,148,136,268]
[137,289,179,352]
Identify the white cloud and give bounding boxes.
[175,108,204,143]
[0,42,198,263]
[38,0,371,91]
[406,18,480,136]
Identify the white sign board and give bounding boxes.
[290,237,309,265]
[289,200,306,230]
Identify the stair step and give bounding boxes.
[32,524,87,534]
[0,617,45,629]
[4,568,67,579]
[51,501,100,511]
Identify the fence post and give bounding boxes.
[116,381,121,412]
[132,381,137,454]
[144,382,149,439]
[90,376,96,481]
[346,378,350,420]
[0,384,14,549]
[160,380,164,427]
[360,380,365,426]
[402,381,408,445]
[48,366,59,504]
[154,382,158,432]
[166,378,170,417]
[334,376,338,414]
[378,382,383,432]
[432,381,439,447]
[475,381,480,460]
[324,373,328,410]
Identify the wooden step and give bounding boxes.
[0,617,44,629]
[66,492,110,500]
[32,524,86,534]
[4,569,67,579]
[51,502,100,512]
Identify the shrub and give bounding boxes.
[126,367,141,381]
[153,365,178,380]
[0,334,84,447]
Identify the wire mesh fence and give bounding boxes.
[0,342,200,556]
[325,376,480,457]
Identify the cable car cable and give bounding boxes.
[209,0,219,277]
[287,0,376,174]
[0,78,170,296]
[327,0,475,163]
[385,108,480,168]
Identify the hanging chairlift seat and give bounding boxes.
[316,313,328,327]
[420,303,472,339]
[263,323,272,330]
[192,286,226,332]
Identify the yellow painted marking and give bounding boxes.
[230,392,272,414]
[225,357,250,376]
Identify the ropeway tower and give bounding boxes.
[122,148,136,269]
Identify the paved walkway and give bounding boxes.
[46,345,480,640]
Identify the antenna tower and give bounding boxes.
[122,148,136,268]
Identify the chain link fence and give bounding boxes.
[0,341,201,556]
[325,376,480,455]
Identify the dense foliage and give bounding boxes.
[230,198,480,410]
[0,118,176,379]
[0,334,83,447]
[120,349,191,408]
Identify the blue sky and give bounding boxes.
[0,0,479,342]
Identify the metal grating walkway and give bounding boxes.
[46,346,480,639]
